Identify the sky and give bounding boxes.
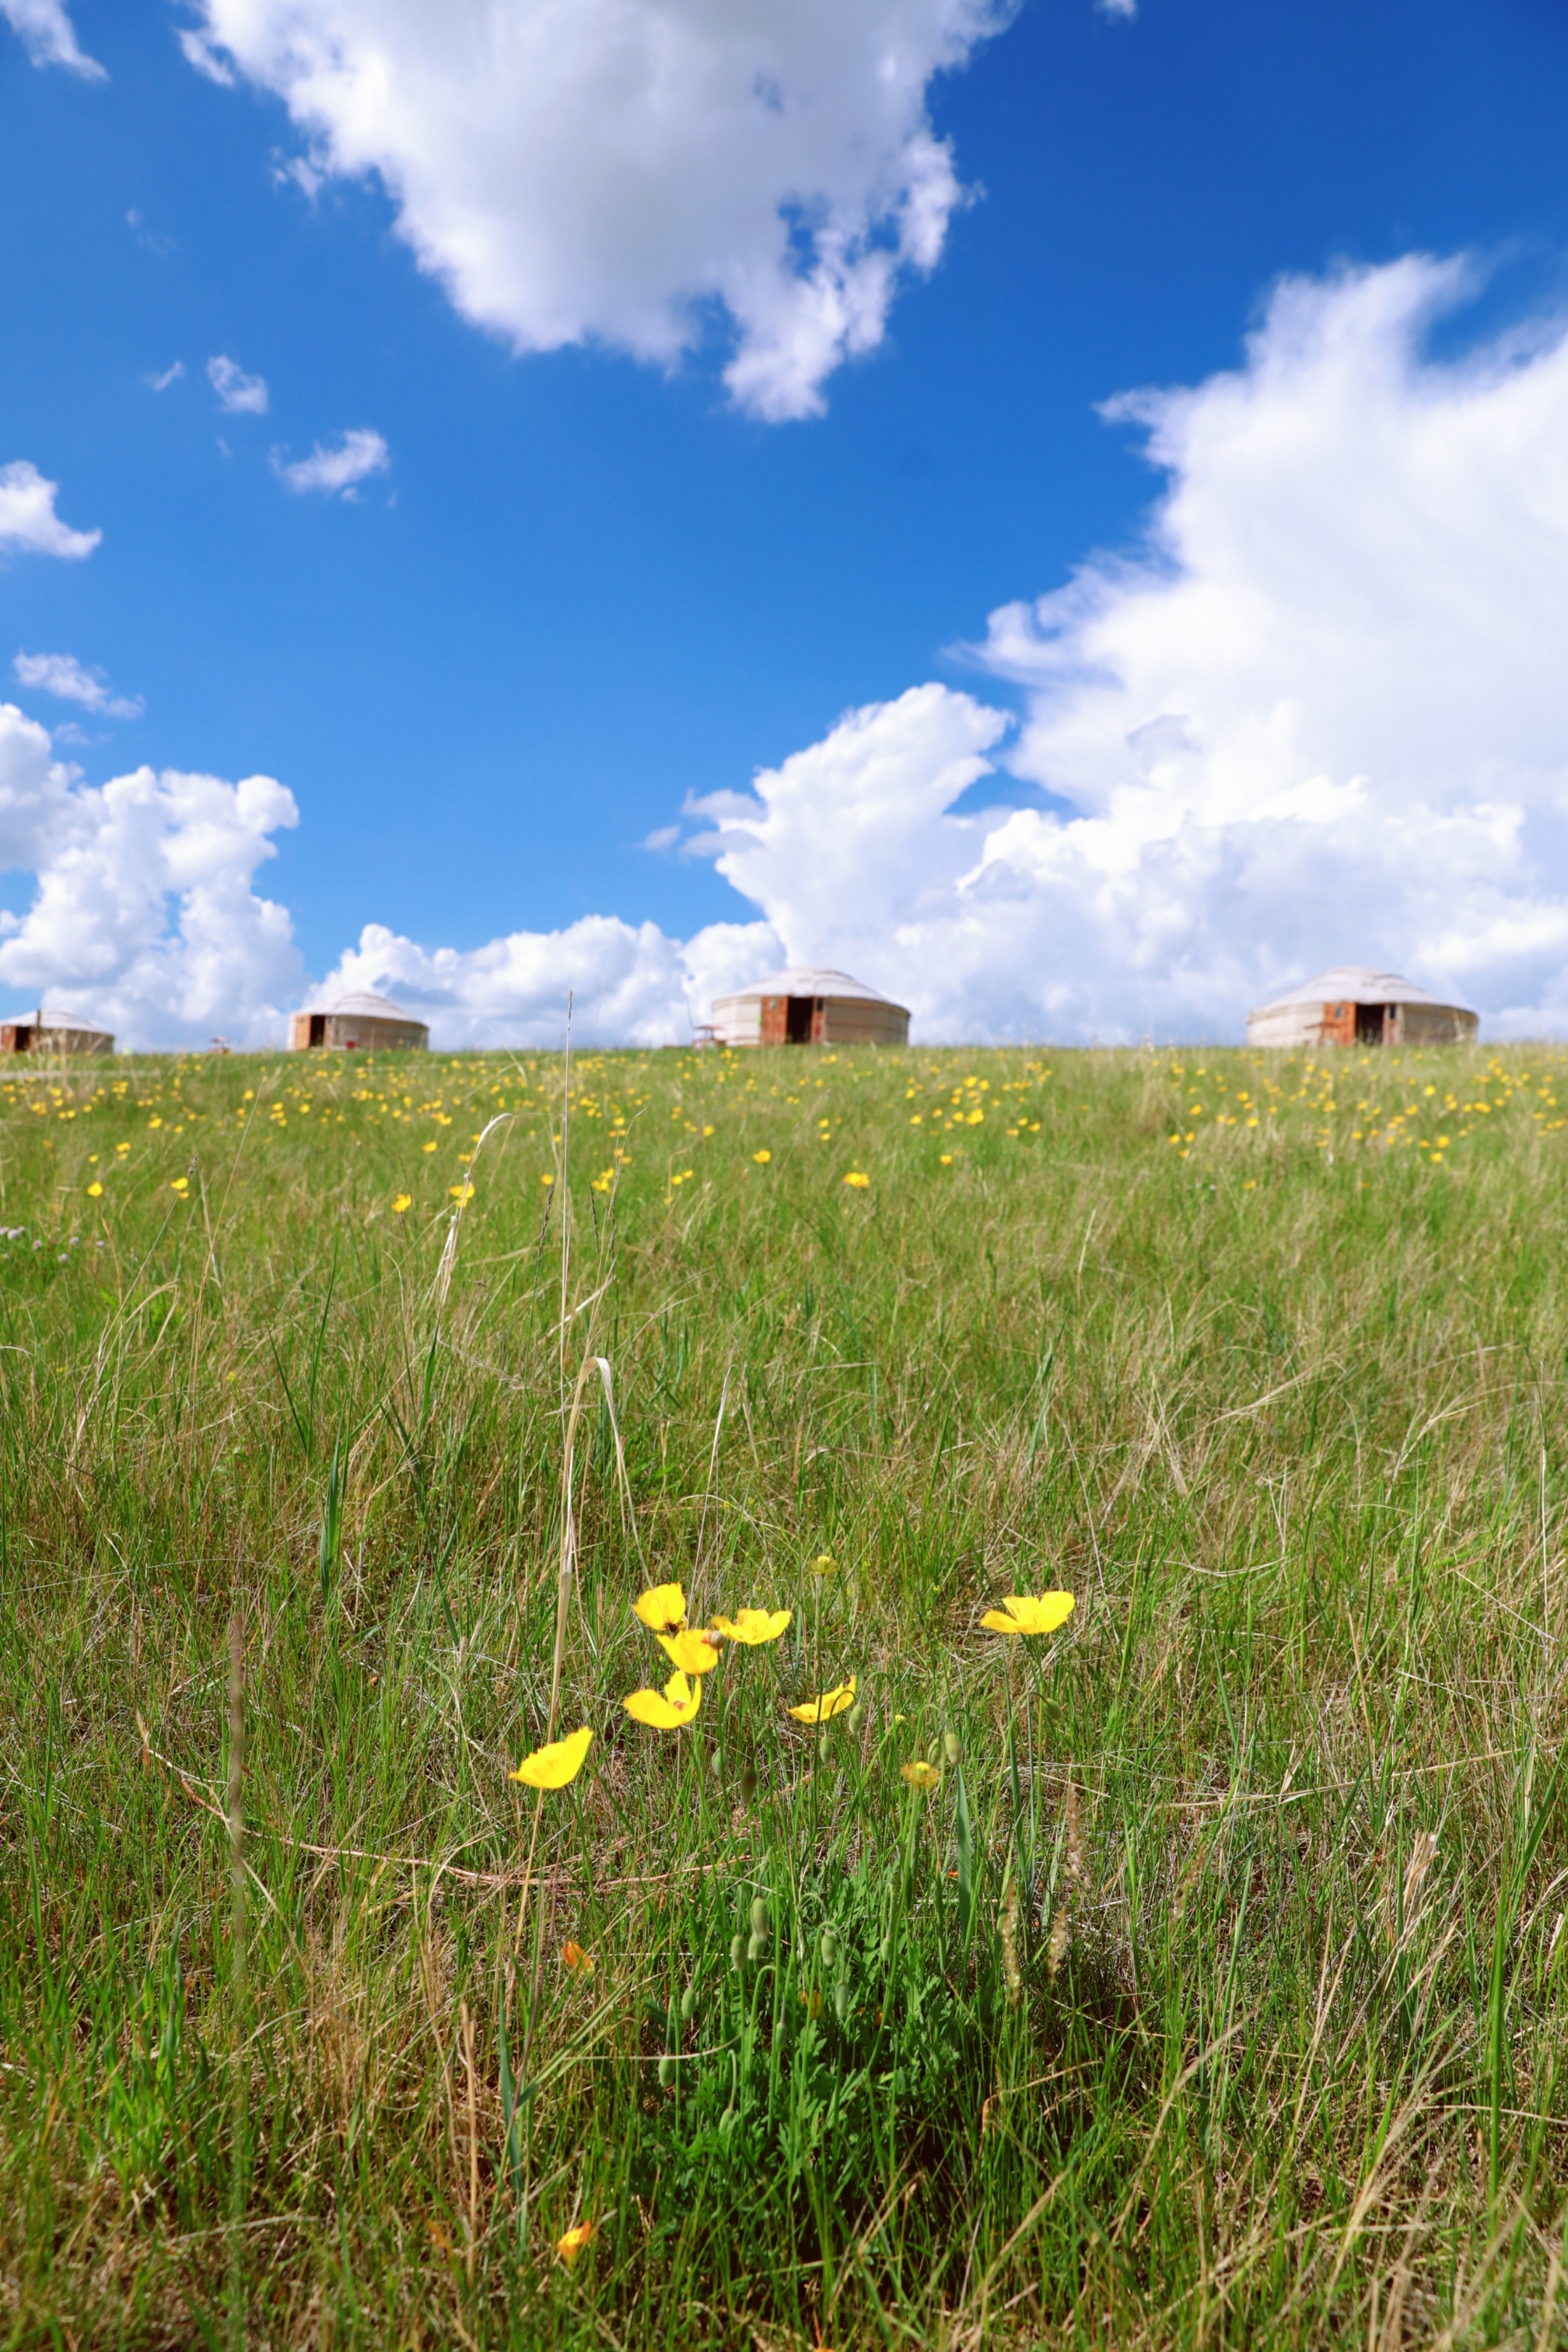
[4,0,1568,1047]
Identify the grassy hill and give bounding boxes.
[4,1034,1567,2347]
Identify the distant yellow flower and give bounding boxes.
[556,2219,595,2266]
[703,1124,714,1137]
[86,1180,103,1197]
[171,1177,189,1194]
[711,1606,791,1645]
[788,1674,856,1724]
[752,1148,772,1164]
[540,1171,554,1185]
[901,1760,941,1791]
[421,1140,438,1153]
[656,1626,722,1675]
[449,1181,475,1204]
[939,1152,953,1166]
[392,1193,412,1214]
[509,1724,593,1789]
[115,1141,130,1155]
[980,1593,1075,1637]
[633,1580,686,1631]
[624,1668,701,1728]
[842,1171,870,1189]
[811,1553,838,1576]
[561,1940,595,1974]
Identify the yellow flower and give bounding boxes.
[711,1606,791,1645]
[392,1193,412,1214]
[810,1553,838,1576]
[556,2219,595,2266]
[788,1674,856,1724]
[421,1140,438,1153]
[540,1171,555,1185]
[656,1626,722,1675]
[842,1170,870,1189]
[449,1181,475,1204]
[509,1724,594,1789]
[633,1580,686,1631]
[171,1177,189,1194]
[752,1148,772,1164]
[561,1940,595,1974]
[901,1760,941,1791]
[115,1141,130,1155]
[86,1180,103,1197]
[624,1669,701,1728]
[980,1593,1075,1637]
[939,1152,953,1166]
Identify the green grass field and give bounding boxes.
[6,1034,1568,2348]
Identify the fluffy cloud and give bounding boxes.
[207,354,269,414]
[314,915,780,1049]
[14,651,143,719]
[1,0,104,77]
[0,703,303,1046]
[183,0,1010,422]
[0,461,100,560]
[272,429,389,497]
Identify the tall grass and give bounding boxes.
[4,1034,1568,2345]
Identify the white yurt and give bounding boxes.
[287,992,430,1052]
[710,968,910,1048]
[1246,968,1477,1049]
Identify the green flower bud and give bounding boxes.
[680,1983,698,2021]
[749,1895,770,1935]
[818,1730,832,1763]
[730,1933,747,1969]
[746,1929,767,1962]
[944,1731,963,1765]
[878,1932,893,1967]
[658,2053,677,2088]
[719,2106,739,2135]
[846,1702,865,1734]
[820,1927,839,1969]
[739,1765,758,1805]
[834,1980,851,2025]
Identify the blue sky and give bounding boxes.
[5,0,1568,1045]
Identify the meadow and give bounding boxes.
[4,1033,1568,2348]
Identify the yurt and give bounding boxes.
[710,968,910,1049]
[287,991,429,1053]
[1246,968,1477,1049]
[0,1008,114,1055]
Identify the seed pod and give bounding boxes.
[746,1929,767,1962]
[846,1702,865,1734]
[943,1730,963,1765]
[834,1980,850,2025]
[658,2053,676,2088]
[730,1933,747,1969]
[878,1932,893,1967]
[739,1763,758,1806]
[820,1927,839,1969]
[709,1745,723,1779]
[719,2106,739,2135]
[680,1983,698,2022]
[750,1895,770,1935]
[818,1731,832,1763]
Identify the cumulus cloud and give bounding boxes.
[1,0,104,77]
[272,428,389,497]
[0,461,100,560]
[314,915,780,1049]
[14,651,143,720]
[207,354,269,414]
[0,703,303,1047]
[182,0,1011,422]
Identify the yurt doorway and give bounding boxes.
[785,996,817,1043]
[1355,1003,1393,1045]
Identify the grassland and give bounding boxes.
[4,1034,1568,2348]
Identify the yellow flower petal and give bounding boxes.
[624,1669,701,1728]
[901,1760,941,1791]
[556,2219,595,2265]
[788,1674,856,1725]
[656,1627,722,1675]
[711,1606,792,1646]
[561,1940,595,1974]
[842,1170,870,1188]
[810,1553,838,1577]
[509,1724,594,1789]
[86,1181,103,1197]
[633,1580,686,1631]
[392,1192,412,1213]
[752,1148,772,1164]
[979,1592,1076,1638]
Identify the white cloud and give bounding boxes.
[0,460,100,560]
[1,0,105,78]
[315,915,780,1048]
[183,0,1012,422]
[146,360,185,391]
[14,651,143,720]
[207,354,269,414]
[272,428,389,497]
[0,703,302,1047]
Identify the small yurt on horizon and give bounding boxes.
[287,991,429,1053]
[710,968,910,1049]
[1,1008,115,1055]
[1246,968,1477,1049]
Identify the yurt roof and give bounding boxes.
[36,1008,113,1035]
[717,967,905,1008]
[1254,967,1473,1015]
[300,990,420,1022]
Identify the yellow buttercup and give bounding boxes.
[979,1593,1075,1638]
[509,1724,593,1789]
